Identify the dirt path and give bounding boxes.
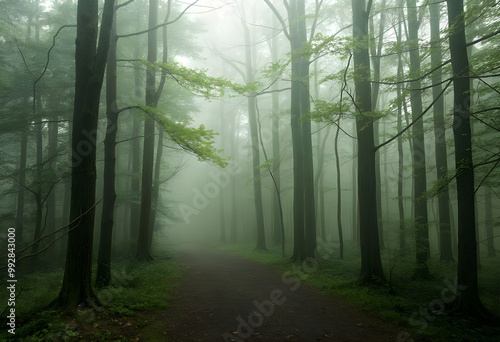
[158,246,402,341]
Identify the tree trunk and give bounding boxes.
[288,0,316,260]
[96,14,118,287]
[351,119,359,247]
[136,0,158,261]
[271,29,282,246]
[352,0,385,283]
[429,1,453,261]
[149,127,164,249]
[130,47,142,242]
[46,119,58,244]
[242,18,266,251]
[485,187,495,257]
[396,14,405,249]
[57,0,115,308]
[407,0,429,278]
[369,2,386,249]
[334,123,343,258]
[446,0,488,317]
[15,130,27,244]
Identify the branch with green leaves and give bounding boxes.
[119,104,228,167]
[141,60,259,98]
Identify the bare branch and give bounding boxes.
[117,0,200,39]
[264,0,291,41]
[376,80,453,151]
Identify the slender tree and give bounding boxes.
[407,0,429,278]
[136,0,158,261]
[241,16,267,251]
[96,8,119,287]
[429,1,453,261]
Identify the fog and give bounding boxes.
[1,0,499,340]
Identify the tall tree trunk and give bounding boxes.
[57,0,115,308]
[46,119,58,246]
[289,0,316,260]
[369,1,386,249]
[149,127,163,249]
[16,130,27,244]
[485,187,495,257]
[407,0,429,278]
[230,112,238,243]
[242,18,266,251]
[219,102,226,243]
[136,0,158,260]
[271,28,282,246]
[429,1,453,261]
[334,124,343,258]
[96,13,118,287]
[446,0,488,317]
[396,14,405,249]
[298,2,316,259]
[130,46,142,242]
[315,125,331,242]
[352,0,385,283]
[351,119,359,247]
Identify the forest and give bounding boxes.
[0,0,499,341]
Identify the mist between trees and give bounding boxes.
[0,0,499,336]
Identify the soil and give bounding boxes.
[152,245,404,342]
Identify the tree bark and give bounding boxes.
[57,0,115,308]
[396,13,405,249]
[334,123,343,258]
[15,130,27,244]
[407,0,429,278]
[352,0,385,283]
[96,12,118,287]
[130,45,142,242]
[446,0,488,317]
[136,0,158,261]
[242,18,267,251]
[485,187,495,257]
[429,1,454,261]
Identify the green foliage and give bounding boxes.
[308,99,352,123]
[0,252,182,341]
[138,105,228,167]
[142,60,259,98]
[310,32,352,58]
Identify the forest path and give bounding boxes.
[148,244,403,342]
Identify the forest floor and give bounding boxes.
[137,243,401,341]
[5,242,499,341]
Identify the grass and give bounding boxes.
[0,247,182,341]
[218,240,500,342]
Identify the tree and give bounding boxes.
[407,0,429,278]
[351,0,385,283]
[56,0,115,308]
[429,1,453,261]
[241,15,267,251]
[136,0,159,261]
[265,0,317,260]
[96,7,119,287]
[446,0,488,317]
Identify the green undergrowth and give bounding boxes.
[218,241,500,342]
[0,249,182,341]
